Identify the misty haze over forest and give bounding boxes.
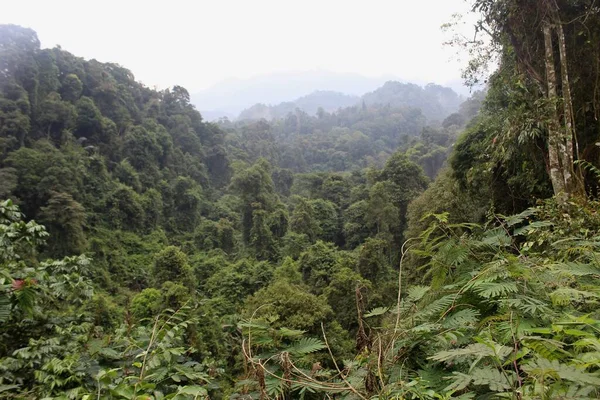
[191,70,472,121]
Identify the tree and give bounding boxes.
[152,246,196,291]
[290,197,319,242]
[60,73,83,102]
[39,191,86,256]
[245,280,333,331]
[298,241,343,294]
[74,96,103,140]
[378,151,429,233]
[467,0,596,201]
[357,238,391,282]
[37,92,76,143]
[310,198,340,244]
[106,183,144,230]
[230,158,279,243]
[366,181,399,237]
[250,209,278,261]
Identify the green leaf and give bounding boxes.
[176,385,208,396]
[0,385,19,393]
[550,288,600,306]
[429,343,511,364]
[472,281,518,298]
[445,367,512,392]
[419,294,457,319]
[523,358,600,386]
[442,309,480,329]
[504,208,537,227]
[364,307,389,318]
[407,285,430,302]
[287,337,325,355]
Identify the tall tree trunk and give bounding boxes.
[556,20,584,197]
[543,22,568,202]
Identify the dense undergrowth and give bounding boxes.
[237,199,600,399]
[4,197,600,399]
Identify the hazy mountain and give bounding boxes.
[294,91,360,115]
[238,82,462,123]
[192,70,397,120]
[238,91,360,121]
[362,82,463,120]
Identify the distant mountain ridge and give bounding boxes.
[238,91,360,121]
[191,70,398,120]
[362,82,463,121]
[237,81,463,122]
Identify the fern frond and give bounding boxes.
[523,358,600,386]
[433,239,470,267]
[472,281,518,299]
[444,367,513,392]
[442,309,480,329]
[364,307,389,318]
[481,227,512,248]
[287,338,325,356]
[407,285,430,303]
[498,295,552,316]
[419,294,458,320]
[522,336,568,360]
[550,288,600,306]
[468,259,510,284]
[429,343,511,364]
[513,220,554,236]
[550,262,600,277]
[502,208,537,227]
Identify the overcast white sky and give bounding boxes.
[1,0,476,92]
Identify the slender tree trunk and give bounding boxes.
[556,21,584,197]
[543,22,568,201]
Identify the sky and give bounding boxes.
[1,0,476,92]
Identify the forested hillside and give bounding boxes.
[224,85,480,175]
[2,0,600,397]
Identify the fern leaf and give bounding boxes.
[470,367,513,391]
[364,307,389,318]
[503,208,537,227]
[443,372,472,392]
[499,295,551,316]
[444,367,512,392]
[513,220,554,236]
[551,262,600,277]
[523,358,600,386]
[429,343,497,363]
[522,336,568,360]
[430,342,511,364]
[407,285,430,303]
[435,240,470,266]
[442,309,480,329]
[472,282,518,299]
[481,227,512,247]
[0,385,19,394]
[287,338,325,356]
[550,288,600,306]
[419,294,458,320]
